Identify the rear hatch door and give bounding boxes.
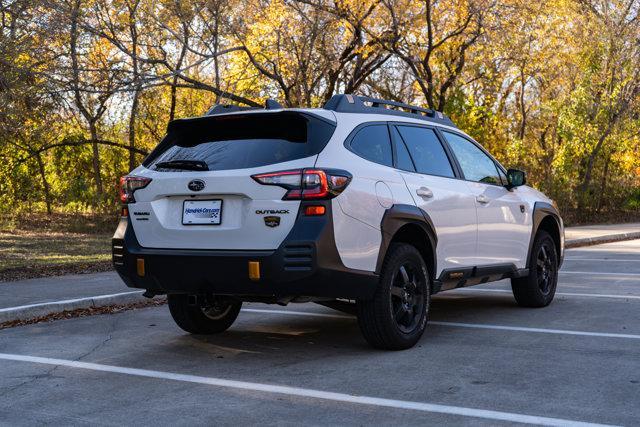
[128,111,336,250]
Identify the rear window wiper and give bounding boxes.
[154,160,209,171]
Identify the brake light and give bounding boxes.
[119,176,152,203]
[252,168,351,200]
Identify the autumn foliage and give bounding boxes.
[1,0,639,223]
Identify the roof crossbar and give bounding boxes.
[323,94,455,127]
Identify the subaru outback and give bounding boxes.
[112,94,563,350]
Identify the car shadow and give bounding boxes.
[160,294,525,358]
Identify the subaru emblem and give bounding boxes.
[188,179,205,192]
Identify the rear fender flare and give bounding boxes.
[375,204,438,280]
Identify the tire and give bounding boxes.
[168,294,242,334]
[357,243,430,350]
[511,230,559,307]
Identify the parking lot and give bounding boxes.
[0,240,639,426]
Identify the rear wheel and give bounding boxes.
[168,294,242,334]
[357,243,430,350]
[511,230,559,307]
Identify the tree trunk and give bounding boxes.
[169,23,189,121]
[596,154,611,213]
[35,152,52,214]
[577,123,614,211]
[169,80,178,122]
[70,0,103,199]
[517,71,527,140]
[127,0,140,171]
[128,88,139,171]
[89,122,103,197]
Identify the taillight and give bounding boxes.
[252,168,351,200]
[119,176,152,203]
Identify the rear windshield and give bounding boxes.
[143,112,336,171]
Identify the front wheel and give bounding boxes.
[511,230,559,307]
[168,294,242,334]
[357,243,430,350]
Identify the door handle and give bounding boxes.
[476,195,490,204]
[416,187,433,198]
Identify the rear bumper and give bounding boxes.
[112,201,377,300]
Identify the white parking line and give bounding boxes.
[564,258,640,262]
[242,309,640,340]
[451,288,640,300]
[0,353,615,427]
[560,271,640,276]
[429,322,640,340]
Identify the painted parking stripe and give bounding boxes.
[451,288,640,300]
[564,258,640,262]
[0,353,615,427]
[242,309,640,340]
[559,271,640,277]
[429,322,640,340]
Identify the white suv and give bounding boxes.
[113,94,564,350]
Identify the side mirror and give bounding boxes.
[506,169,526,189]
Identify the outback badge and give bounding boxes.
[263,216,280,228]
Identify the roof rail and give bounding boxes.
[206,98,283,116]
[323,94,456,127]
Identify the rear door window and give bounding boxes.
[144,112,336,171]
[349,124,393,167]
[391,127,416,171]
[395,126,455,178]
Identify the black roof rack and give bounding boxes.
[323,94,456,127]
[206,98,283,116]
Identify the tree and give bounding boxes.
[380,0,495,111]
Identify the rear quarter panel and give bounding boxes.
[315,115,415,272]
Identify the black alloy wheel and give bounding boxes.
[511,230,559,307]
[536,240,557,295]
[390,262,426,334]
[357,243,431,350]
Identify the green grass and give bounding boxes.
[0,212,116,275]
[0,230,112,271]
[0,212,117,234]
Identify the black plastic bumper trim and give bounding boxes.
[112,200,378,300]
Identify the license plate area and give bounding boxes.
[182,199,223,225]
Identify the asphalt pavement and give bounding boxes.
[0,239,638,426]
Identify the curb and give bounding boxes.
[0,291,148,323]
[565,231,640,249]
